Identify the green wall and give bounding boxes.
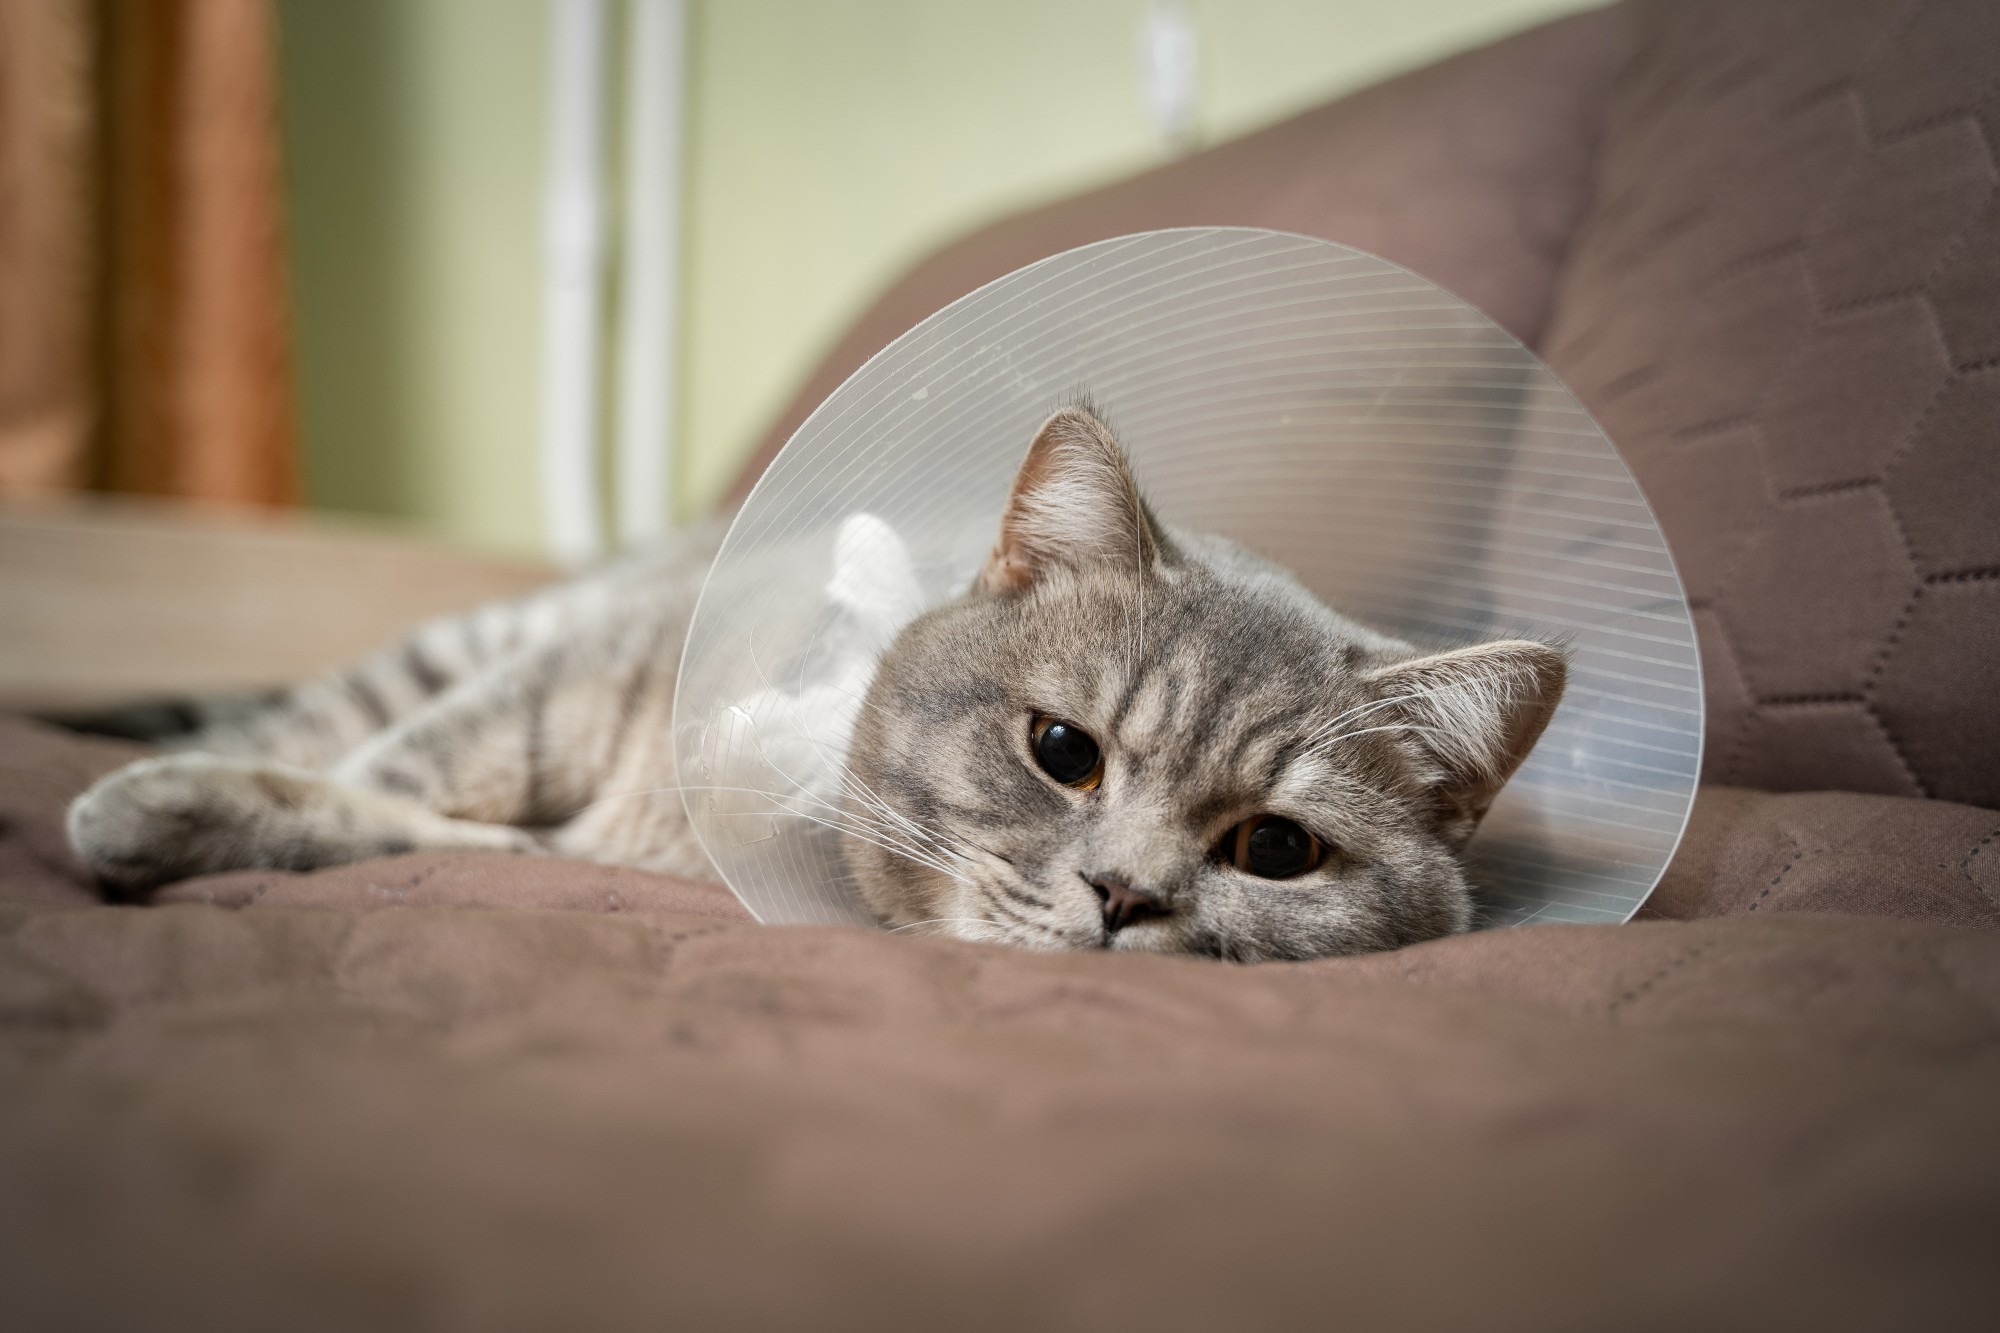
[279,0,548,554]
[280,0,1600,556]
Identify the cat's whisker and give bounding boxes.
[734,599,1012,875]
[887,916,1007,939]
[732,637,979,870]
[833,767,973,863]
[747,724,974,870]
[758,785,968,875]
[743,702,978,869]
[1300,689,1434,751]
[784,710,984,861]
[1306,673,1540,757]
[1302,680,1498,754]
[1120,591,1136,683]
[564,778,962,878]
[1314,722,1458,750]
[765,807,968,879]
[913,823,1010,868]
[1132,492,1147,679]
[729,718,961,859]
[716,792,966,877]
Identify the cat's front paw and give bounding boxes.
[67,755,339,895]
[70,753,544,896]
[70,755,242,894]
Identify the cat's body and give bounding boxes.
[68,408,1565,961]
[68,527,725,892]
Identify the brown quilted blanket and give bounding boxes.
[4,713,1996,1331]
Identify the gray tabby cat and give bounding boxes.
[68,406,1565,961]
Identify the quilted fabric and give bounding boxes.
[1542,0,2000,807]
[3,715,1998,1331]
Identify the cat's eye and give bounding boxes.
[1030,715,1103,790]
[1227,815,1323,879]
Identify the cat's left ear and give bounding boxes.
[1361,641,1567,842]
[976,407,1165,595]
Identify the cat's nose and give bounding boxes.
[1089,875,1166,933]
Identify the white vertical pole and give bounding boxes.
[614,0,687,546]
[539,0,609,565]
[1137,0,1201,155]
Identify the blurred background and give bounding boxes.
[0,0,1599,564]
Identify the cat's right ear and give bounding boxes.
[976,407,1164,595]
[1360,640,1567,844]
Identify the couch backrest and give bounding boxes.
[1542,0,2000,808]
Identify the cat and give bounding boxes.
[66,405,1565,961]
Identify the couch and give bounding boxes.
[3,1,1996,1327]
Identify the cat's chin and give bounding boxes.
[944,917,1191,956]
[890,911,1102,954]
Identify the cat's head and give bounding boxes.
[842,407,1565,960]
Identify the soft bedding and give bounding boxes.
[3,714,1997,1330]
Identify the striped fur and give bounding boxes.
[67,407,1564,961]
[68,524,725,894]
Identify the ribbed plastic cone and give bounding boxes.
[674,228,1702,931]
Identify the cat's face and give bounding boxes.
[842,408,1564,961]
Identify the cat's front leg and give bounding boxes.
[67,753,539,895]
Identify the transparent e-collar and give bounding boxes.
[674,229,1702,931]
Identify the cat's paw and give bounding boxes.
[69,754,543,896]
[67,754,335,894]
[70,755,255,893]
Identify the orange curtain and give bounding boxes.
[0,0,95,493]
[0,0,297,505]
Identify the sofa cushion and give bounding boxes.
[1541,0,2000,807]
[1644,783,2000,927]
